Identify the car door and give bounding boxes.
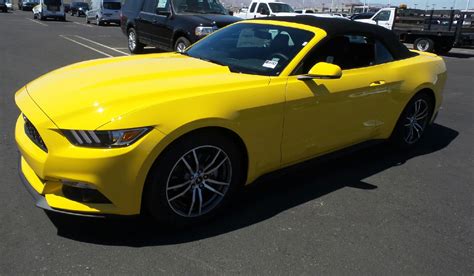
[371,8,395,30]
[281,34,397,165]
[137,0,169,46]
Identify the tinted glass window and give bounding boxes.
[269,3,293,12]
[156,0,169,11]
[375,40,394,64]
[300,34,377,72]
[103,2,121,9]
[374,10,390,21]
[186,23,314,76]
[44,0,60,5]
[172,0,226,14]
[123,0,144,11]
[249,2,256,12]
[257,3,269,14]
[142,0,157,12]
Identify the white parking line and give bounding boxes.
[26,18,48,26]
[59,35,113,57]
[74,35,130,56]
[73,21,94,28]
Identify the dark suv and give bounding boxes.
[70,2,89,17]
[121,0,241,54]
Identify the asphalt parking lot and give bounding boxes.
[1,10,473,274]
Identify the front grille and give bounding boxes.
[23,115,48,152]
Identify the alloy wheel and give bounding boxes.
[403,98,430,144]
[176,42,187,53]
[166,145,232,217]
[128,31,136,51]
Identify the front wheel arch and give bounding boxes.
[141,127,249,215]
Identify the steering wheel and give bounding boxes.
[268,52,289,62]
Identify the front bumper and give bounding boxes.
[15,88,167,216]
[18,157,108,218]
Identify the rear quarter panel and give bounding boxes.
[379,51,447,138]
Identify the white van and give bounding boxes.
[85,0,121,26]
[32,0,66,21]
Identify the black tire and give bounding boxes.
[96,17,102,26]
[144,130,245,226]
[127,27,144,54]
[86,18,90,24]
[390,92,435,149]
[413,37,435,52]
[174,36,191,53]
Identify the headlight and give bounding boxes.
[195,26,217,36]
[63,127,151,148]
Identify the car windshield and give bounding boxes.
[185,23,314,76]
[103,2,120,9]
[269,3,294,13]
[44,0,60,4]
[172,0,227,14]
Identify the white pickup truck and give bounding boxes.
[354,8,395,30]
[235,0,298,19]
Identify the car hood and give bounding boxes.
[189,14,241,27]
[25,53,269,130]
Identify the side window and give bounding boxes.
[374,40,394,64]
[142,0,157,13]
[156,0,169,11]
[257,3,269,14]
[249,2,256,12]
[300,34,377,73]
[374,10,390,21]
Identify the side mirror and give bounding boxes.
[298,62,342,80]
[228,10,234,15]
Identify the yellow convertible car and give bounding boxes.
[15,17,446,224]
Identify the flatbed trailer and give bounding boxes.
[355,8,474,54]
[393,9,474,54]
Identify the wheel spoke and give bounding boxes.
[406,125,414,142]
[169,184,192,201]
[206,178,230,186]
[203,149,221,172]
[205,156,228,174]
[181,157,194,174]
[203,182,224,196]
[192,149,200,172]
[415,108,428,120]
[188,187,196,216]
[197,188,203,215]
[167,180,192,190]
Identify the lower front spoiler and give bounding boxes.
[18,167,109,218]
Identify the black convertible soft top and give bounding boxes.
[255,16,416,60]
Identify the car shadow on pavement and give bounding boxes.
[441,52,474,59]
[47,123,458,246]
